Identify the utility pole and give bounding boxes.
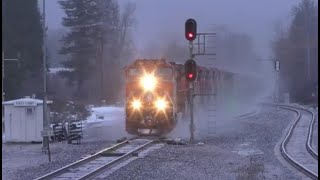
[2,52,19,143]
[100,33,104,104]
[275,60,280,103]
[99,2,105,104]
[305,4,311,83]
[2,52,20,106]
[41,0,51,162]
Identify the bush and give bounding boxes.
[50,98,91,123]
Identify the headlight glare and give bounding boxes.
[155,98,167,110]
[131,100,141,110]
[140,74,157,91]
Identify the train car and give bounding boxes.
[124,58,235,136]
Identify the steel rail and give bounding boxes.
[290,106,318,159]
[262,102,318,158]
[34,137,154,180]
[234,110,257,119]
[78,139,154,180]
[279,105,318,180]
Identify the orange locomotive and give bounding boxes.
[124,59,217,135]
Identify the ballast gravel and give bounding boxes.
[2,141,115,180]
[106,106,304,180]
[312,113,318,153]
[2,105,315,180]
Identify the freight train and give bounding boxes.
[124,59,235,135]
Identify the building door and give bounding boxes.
[25,107,36,141]
[11,108,22,141]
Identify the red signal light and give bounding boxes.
[185,59,197,82]
[188,73,194,79]
[185,19,197,41]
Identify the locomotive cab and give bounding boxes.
[124,59,178,135]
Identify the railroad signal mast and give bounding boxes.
[185,18,197,143]
[184,18,198,81]
[185,18,216,143]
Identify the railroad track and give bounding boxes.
[235,110,258,119]
[34,138,155,180]
[279,105,318,179]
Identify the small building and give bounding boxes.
[2,97,52,143]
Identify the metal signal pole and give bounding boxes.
[188,33,216,143]
[189,41,195,143]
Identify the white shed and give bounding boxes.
[2,97,52,143]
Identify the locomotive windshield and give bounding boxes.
[155,67,172,80]
[127,67,172,80]
[129,68,142,77]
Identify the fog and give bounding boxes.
[168,70,275,141]
[43,0,300,57]
[42,0,302,140]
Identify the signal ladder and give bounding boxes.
[207,95,217,136]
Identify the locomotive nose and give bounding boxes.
[144,92,154,103]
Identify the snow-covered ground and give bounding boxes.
[84,106,124,124]
[81,106,130,142]
[2,106,127,143]
[2,106,129,180]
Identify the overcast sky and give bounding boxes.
[40,0,302,58]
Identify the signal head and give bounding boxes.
[184,59,197,81]
[185,19,197,41]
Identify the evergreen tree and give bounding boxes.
[3,0,43,100]
[59,0,96,98]
[59,0,135,103]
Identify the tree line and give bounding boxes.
[3,0,44,100]
[3,0,136,105]
[58,0,135,104]
[273,0,318,103]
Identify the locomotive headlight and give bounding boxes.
[155,98,167,111]
[131,100,142,110]
[140,74,157,91]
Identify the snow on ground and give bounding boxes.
[84,106,124,124]
[2,106,129,180]
[81,106,126,138]
[48,67,73,74]
[81,106,130,142]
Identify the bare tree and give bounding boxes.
[272,0,318,103]
[101,2,136,103]
[117,2,136,61]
